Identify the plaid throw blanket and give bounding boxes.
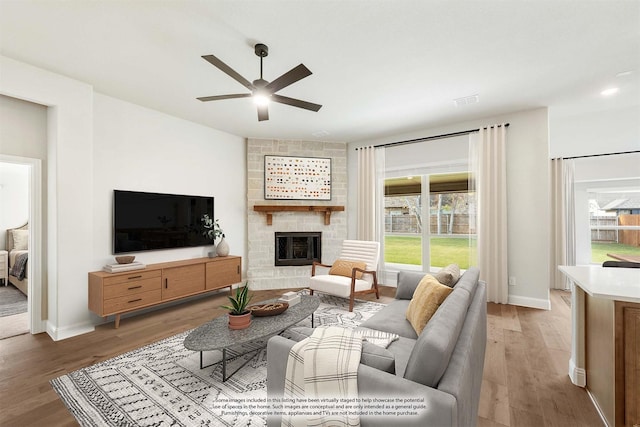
[10,252,28,280]
[282,326,362,427]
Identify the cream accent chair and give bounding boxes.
[309,240,380,312]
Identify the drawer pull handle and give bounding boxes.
[165,278,168,289]
[128,298,142,304]
[128,285,142,290]
[128,275,142,280]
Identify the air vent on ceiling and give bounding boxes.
[453,94,479,107]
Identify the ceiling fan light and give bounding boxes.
[253,93,270,106]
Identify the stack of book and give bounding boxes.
[278,291,301,307]
[102,261,146,273]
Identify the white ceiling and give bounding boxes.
[1,0,638,142]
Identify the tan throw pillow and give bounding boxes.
[329,259,367,279]
[406,274,453,335]
[12,230,29,250]
[434,264,461,287]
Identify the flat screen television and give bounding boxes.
[113,190,214,254]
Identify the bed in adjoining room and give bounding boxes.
[6,223,28,296]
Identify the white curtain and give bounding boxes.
[550,158,576,289]
[470,125,509,304]
[357,146,377,241]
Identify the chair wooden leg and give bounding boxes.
[374,283,380,299]
[349,294,355,312]
[309,289,314,295]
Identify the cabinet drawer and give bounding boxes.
[103,270,161,287]
[103,289,161,314]
[104,277,161,299]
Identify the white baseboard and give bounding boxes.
[569,358,586,387]
[507,294,551,310]
[46,320,95,341]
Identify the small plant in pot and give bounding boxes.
[222,284,253,330]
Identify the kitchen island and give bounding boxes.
[559,265,639,427]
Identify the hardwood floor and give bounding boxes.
[0,287,602,426]
[479,290,602,427]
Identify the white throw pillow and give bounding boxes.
[12,230,29,250]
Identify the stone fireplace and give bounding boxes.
[246,138,347,290]
[275,232,321,266]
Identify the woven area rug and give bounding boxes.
[51,293,385,427]
[0,284,28,317]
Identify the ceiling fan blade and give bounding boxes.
[197,93,252,102]
[265,64,312,93]
[257,104,269,121]
[272,94,322,112]
[202,55,254,90]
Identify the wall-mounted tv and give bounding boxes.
[113,190,214,254]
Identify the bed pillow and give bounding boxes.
[329,259,367,279]
[11,230,29,250]
[405,274,453,335]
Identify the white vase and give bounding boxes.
[216,237,229,257]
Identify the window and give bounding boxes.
[384,172,476,270]
[588,188,640,263]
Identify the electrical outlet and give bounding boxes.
[508,276,516,286]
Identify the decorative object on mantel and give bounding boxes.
[115,255,135,264]
[201,214,224,257]
[216,235,230,257]
[248,302,289,317]
[264,155,331,200]
[102,261,146,273]
[222,283,253,330]
[253,205,344,225]
[278,291,301,307]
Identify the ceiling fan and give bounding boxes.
[197,43,322,121]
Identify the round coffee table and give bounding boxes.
[184,295,319,381]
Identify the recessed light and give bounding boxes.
[601,87,619,97]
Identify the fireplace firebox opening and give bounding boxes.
[275,232,321,266]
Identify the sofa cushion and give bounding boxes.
[434,264,461,287]
[403,287,471,388]
[282,327,396,374]
[394,271,427,300]
[406,274,453,335]
[309,274,372,297]
[328,259,367,279]
[358,299,418,339]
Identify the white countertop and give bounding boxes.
[559,265,640,303]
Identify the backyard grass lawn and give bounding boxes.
[591,241,640,263]
[385,235,476,269]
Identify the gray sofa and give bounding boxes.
[266,267,486,426]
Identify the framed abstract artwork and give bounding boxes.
[264,155,332,200]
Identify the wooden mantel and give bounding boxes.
[253,205,345,225]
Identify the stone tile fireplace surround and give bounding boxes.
[247,139,347,290]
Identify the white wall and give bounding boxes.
[348,108,551,309]
[92,93,246,270]
[1,55,94,339]
[1,55,246,340]
[550,105,640,158]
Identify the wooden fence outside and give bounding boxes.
[591,214,640,247]
[619,214,640,247]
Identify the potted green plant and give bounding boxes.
[222,283,253,329]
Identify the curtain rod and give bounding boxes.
[554,150,640,160]
[355,123,509,150]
